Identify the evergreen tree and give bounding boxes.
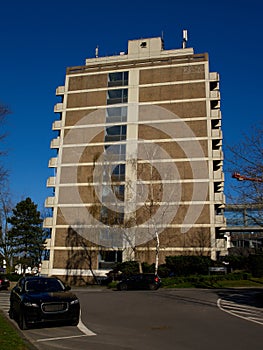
[8,197,46,269]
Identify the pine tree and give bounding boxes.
[8,197,45,270]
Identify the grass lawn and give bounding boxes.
[160,275,263,289]
[0,311,32,350]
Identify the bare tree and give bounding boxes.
[0,103,10,182]
[0,182,14,272]
[226,123,263,226]
[0,103,10,271]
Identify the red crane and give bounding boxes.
[232,172,263,182]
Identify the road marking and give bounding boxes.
[36,309,96,342]
[217,298,263,326]
[37,334,89,342]
[77,309,96,336]
[0,293,10,314]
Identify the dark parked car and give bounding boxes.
[117,273,161,291]
[9,276,80,330]
[0,275,10,290]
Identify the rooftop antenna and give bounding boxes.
[95,45,99,58]
[182,30,188,49]
[161,30,165,49]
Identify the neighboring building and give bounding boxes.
[43,36,226,281]
[224,204,263,254]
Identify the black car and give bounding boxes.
[0,275,10,290]
[9,276,80,330]
[117,273,161,291]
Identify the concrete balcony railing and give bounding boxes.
[52,120,63,130]
[215,215,226,225]
[213,170,224,181]
[211,129,223,139]
[212,149,223,160]
[210,90,220,99]
[54,103,64,113]
[209,72,219,81]
[46,177,56,187]
[48,157,58,168]
[210,109,221,119]
[214,192,225,203]
[45,197,55,207]
[56,86,65,96]
[50,137,60,149]
[43,217,53,228]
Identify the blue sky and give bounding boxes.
[0,0,262,210]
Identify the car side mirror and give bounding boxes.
[65,285,71,291]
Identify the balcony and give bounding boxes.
[210,109,221,119]
[209,72,219,81]
[47,177,56,187]
[52,120,63,130]
[50,137,60,149]
[210,100,220,109]
[212,149,223,160]
[215,215,226,225]
[211,119,221,130]
[213,170,224,181]
[43,217,54,228]
[54,103,64,113]
[211,129,223,139]
[56,86,65,96]
[213,168,225,181]
[48,157,58,168]
[210,90,220,99]
[45,197,55,207]
[214,192,225,203]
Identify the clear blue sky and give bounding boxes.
[0,0,262,210]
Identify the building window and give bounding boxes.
[104,144,126,160]
[112,164,126,182]
[108,72,128,87]
[106,107,127,123]
[107,89,128,105]
[105,125,127,142]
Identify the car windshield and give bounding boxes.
[25,278,65,293]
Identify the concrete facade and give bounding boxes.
[43,37,226,281]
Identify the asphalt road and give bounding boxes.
[1,287,263,350]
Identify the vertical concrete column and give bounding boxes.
[123,69,139,261]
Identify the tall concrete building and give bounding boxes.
[43,36,226,281]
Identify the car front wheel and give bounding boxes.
[18,310,28,330]
[9,306,14,319]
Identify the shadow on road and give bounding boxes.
[216,288,263,308]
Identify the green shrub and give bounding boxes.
[165,255,212,276]
[141,262,155,273]
[248,254,263,277]
[221,255,249,271]
[116,261,140,276]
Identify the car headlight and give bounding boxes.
[70,299,79,305]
